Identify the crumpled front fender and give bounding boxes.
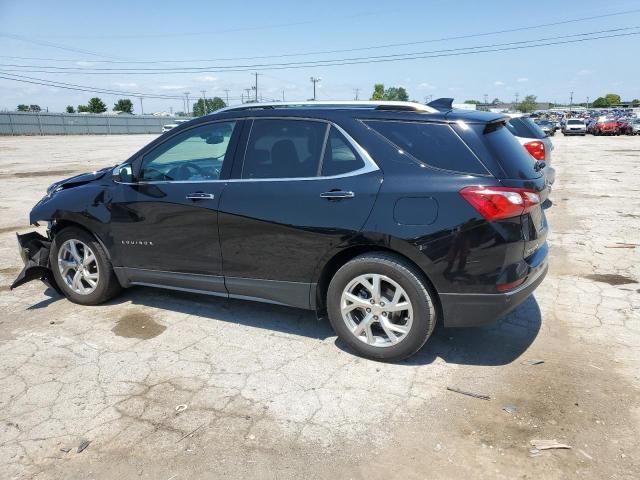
[10,232,61,293]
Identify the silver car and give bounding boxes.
[505,114,556,187]
[562,118,586,136]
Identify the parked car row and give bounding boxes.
[533,108,639,136]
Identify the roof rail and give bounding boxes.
[213,101,437,114]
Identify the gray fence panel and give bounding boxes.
[0,112,193,135]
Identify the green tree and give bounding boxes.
[86,97,107,113]
[632,99,640,107]
[113,98,133,114]
[491,98,501,105]
[66,105,75,113]
[370,83,385,100]
[369,84,409,101]
[517,94,537,113]
[16,104,29,111]
[29,104,41,112]
[77,105,90,113]
[464,100,481,105]
[193,97,226,116]
[604,93,621,106]
[384,86,409,101]
[591,97,609,108]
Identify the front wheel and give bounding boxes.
[50,227,121,305]
[327,253,437,361]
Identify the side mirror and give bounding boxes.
[206,134,224,144]
[112,164,134,183]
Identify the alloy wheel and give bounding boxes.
[57,239,100,295]
[340,273,413,347]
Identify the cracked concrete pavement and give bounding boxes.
[0,134,638,479]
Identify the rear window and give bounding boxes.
[482,123,540,180]
[567,119,584,125]
[506,117,546,139]
[364,120,487,175]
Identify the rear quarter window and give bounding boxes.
[482,123,540,180]
[364,120,488,175]
[506,117,546,139]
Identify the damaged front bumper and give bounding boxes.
[10,231,61,293]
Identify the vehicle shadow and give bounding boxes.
[399,295,542,366]
[27,285,541,367]
[113,286,335,341]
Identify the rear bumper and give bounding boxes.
[439,256,548,328]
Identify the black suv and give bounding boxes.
[12,100,548,361]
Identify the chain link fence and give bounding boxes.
[0,112,191,135]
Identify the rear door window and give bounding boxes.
[364,120,488,175]
[241,119,327,179]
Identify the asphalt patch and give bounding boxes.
[585,274,637,286]
[0,226,28,234]
[112,312,166,339]
[1,169,79,178]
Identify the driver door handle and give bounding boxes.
[320,190,355,200]
[186,192,215,200]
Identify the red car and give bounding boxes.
[593,117,619,136]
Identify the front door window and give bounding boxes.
[140,121,236,182]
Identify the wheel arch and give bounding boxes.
[314,244,442,322]
[50,219,113,261]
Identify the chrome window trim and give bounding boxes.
[116,117,380,185]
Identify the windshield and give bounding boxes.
[567,120,584,125]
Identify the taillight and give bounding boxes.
[523,141,545,161]
[460,186,541,221]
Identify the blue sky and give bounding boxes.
[0,0,638,113]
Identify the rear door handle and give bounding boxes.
[186,192,215,200]
[320,190,355,200]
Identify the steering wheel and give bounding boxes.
[165,162,206,181]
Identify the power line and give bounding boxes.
[0,33,133,61]
[0,10,382,40]
[0,72,245,102]
[1,8,638,65]
[0,28,637,74]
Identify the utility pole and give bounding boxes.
[252,73,261,102]
[201,90,207,113]
[484,94,488,105]
[244,88,251,103]
[184,92,191,116]
[514,92,519,109]
[224,89,230,105]
[569,91,574,114]
[282,89,285,102]
[310,77,321,100]
[138,96,144,115]
[354,88,360,101]
[586,96,590,109]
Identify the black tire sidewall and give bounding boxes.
[327,254,436,361]
[50,227,117,305]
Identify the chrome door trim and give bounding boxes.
[114,117,381,185]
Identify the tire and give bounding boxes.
[50,227,121,305]
[326,252,437,361]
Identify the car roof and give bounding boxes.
[206,101,506,125]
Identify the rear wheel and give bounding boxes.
[327,253,437,361]
[50,227,121,305]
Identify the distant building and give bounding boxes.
[476,102,551,112]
